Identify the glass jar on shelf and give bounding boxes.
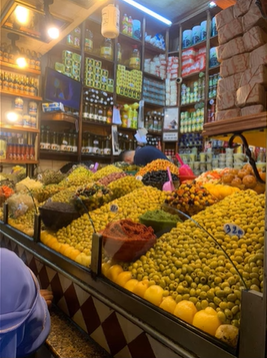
[51,132,59,151]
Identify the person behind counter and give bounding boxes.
[0,248,52,358]
[119,145,169,166]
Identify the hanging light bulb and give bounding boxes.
[14,5,30,25]
[6,111,19,123]
[16,56,27,68]
[44,0,59,40]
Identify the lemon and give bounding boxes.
[174,300,197,324]
[107,265,123,282]
[115,271,132,287]
[159,296,177,314]
[144,285,164,306]
[133,280,149,298]
[124,279,139,292]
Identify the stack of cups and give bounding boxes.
[225,148,234,168]
[233,153,246,169]
[218,153,226,168]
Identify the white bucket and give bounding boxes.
[192,25,201,44]
[200,21,207,41]
[182,29,192,48]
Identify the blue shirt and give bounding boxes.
[134,146,168,166]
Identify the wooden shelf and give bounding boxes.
[41,112,78,124]
[81,153,112,160]
[144,42,166,54]
[168,50,179,56]
[0,124,39,133]
[84,50,114,64]
[82,120,111,127]
[182,39,206,51]
[210,35,219,48]
[119,33,142,45]
[182,71,204,81]
[180,101,205,109]
[1,159,38,164]
[83,85,114,95]
[143,72,165,81]
[40,150,78,161]
[49,43,81,55]
[0,61,41,76]
[116,94,140,103]
[202,112,267,147]
[0,90,42,101]
[143,100,165,108]
[209,65,220,75]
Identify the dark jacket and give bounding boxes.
[134,146,168,166]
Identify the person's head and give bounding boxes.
[119,150,135,164]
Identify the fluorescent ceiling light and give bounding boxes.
[122,0,172,26]
[209,2,217,7]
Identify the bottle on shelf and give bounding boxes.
[30,51,36,70]
[60,132,68,152]
[104,136,111,155]
[8,73,14,92]
[35,52,41,71]
[122,14,128,35]
[3,72,8,91]
[100,38,113,60]
[128,16,133,37]
[129,45,140,70]
[14,75,19,93]
[85,28,93,52]
[117,42,122,63]
[73,133,78,153]
[2,43,8,63]
[51,132,59,151]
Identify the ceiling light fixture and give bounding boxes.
[44,0,59,39]
[122,0,172,26]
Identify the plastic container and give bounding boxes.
[100,38,113,60]
[192,25,201,44]
[101,4,120,39]
[182,29,192,48]
[129,45,140,70]
[200,21,207,41]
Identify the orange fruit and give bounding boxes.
[124,279,139,292]
[115,271,132,287]
[192,307,221,336]
[107,265,123,282]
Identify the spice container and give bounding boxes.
[28,101,37,115]
[14,97,24,112]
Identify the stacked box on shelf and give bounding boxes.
[144,54,167,79]
[166,56,178,106]
[181,47,206,77]
[84,57,114,92]
[116,65,142,99]
[55,51,82,81]
[215,0,267,120]
[143,78,165,106]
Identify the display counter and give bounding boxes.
[0,194,265,358]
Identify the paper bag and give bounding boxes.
[241,104,265,116]
[236,83,266,107]
[217,89,237,110]
[220,53,250,77]
[218,18,243,45]
[243,26,267,52]
[215,6,235,30]
[239,65,267,88]
[217,73,243,93]
[243,1,267,32]
[215,108,241,121]
[217,37,245,61]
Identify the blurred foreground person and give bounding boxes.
[0,248,51,358]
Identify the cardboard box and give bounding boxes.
[217,36,245,61]
[215,108,241,121]
[243,1,267,32]
[233,0,254,17]
[220,53,250,77]
[85,58,95,66]
[239,65,267,88]
[236,83,266,107]
[218,73,243,93]
[215,5,235,30]
[218,18,243,45]
[243,26,267,52]
[250,43,267,68]
[62,50,72,59]
[217,89,236,110]
[241,104,265,116]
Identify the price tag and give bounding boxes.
[224,223,244,237]
[37,174,43,181]
[136,175,143,181]
[110,204,119,213]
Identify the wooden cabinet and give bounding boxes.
[0,60,42,171]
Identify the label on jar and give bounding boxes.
[72,146,77,153]
[92,147,99,154]
[104,148,111,155]
[81,146,86,153]
[44,143,51,150]
[93,114,98,121]
[14,100,23,111]
[67,145,73,152]
[101,47,112,56]
[110,204,118,213]
[83,112,89,119]
[86,146,93,153]
[40,142,46,150]
[89,113,94,120]
[51,144,59,151]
